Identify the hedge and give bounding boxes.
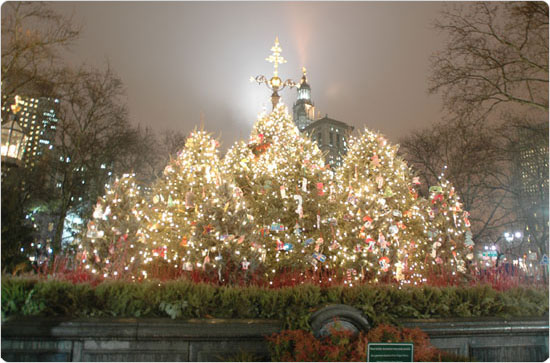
[2,277,547,329]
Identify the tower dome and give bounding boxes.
[293,67,315,130]
[297,67,312,101]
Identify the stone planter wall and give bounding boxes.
[403,317,549,362]
[2,316,548,361]
[1,318,281,362]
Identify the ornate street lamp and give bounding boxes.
[1,95,28,166]
[250,37,297,110]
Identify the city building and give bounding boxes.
[1,94,59,168]
[515,122,549,202]
[292,69,354,168]
[513,122,549,254]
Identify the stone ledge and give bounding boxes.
[2,316,548,362]
[402,316,550,336]
[1,317,282,340]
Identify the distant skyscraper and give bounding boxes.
[514,122,549,219]
[1,95,59,167]
[292,70,353,168]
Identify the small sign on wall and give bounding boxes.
[367,343,413,362]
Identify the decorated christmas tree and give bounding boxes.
[79,173,147,279]
[333,129,469,284]
[333,130,429,283]
[425,178,471,274]
[142,129,258,280]
[223,105,340,279]
[75,37,471,286]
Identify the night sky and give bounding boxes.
[50,1,448,149]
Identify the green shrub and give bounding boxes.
[267,324,470,362]
[1,277,547,329]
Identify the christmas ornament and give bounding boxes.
[465,230,474,247]
[314,238,324,252]
[431,241,442,258]
[365,237,376,251]
[346,268,357,281]
[294,223,302,235]
[463,211,471,227]
[347,193,359,205]
[302,178,308,192]
[429,185,443,193]
[283,243,293,251]
[378,233,389,253]
[376,175,384,189]
[86,221,104,239]
[270,223,285,232]
[313,252,326,262]
[316,182,324,196]
[329,241,340,251]
[363,214,373,225]
[431,193,443,204]
[234,187,244,198]
[329,183,335,202]
[379,256,390,271]
[280,185,287,199]
[304,238,314,246]
[294,195,303,218]
[93,204,104,219]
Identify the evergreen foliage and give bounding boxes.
[3,278,547,329]
[79,173,146,279]
[76,106,472,284]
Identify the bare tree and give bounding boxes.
[116,125,164,185]
[47,65,136,253]
[1,2,81,106]
[399,119,517,245]
[430,2,548,120]
[159,129,187,160]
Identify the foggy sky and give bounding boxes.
[50,1,448,149]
